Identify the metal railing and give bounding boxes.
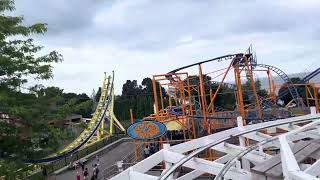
[101,143,145,179]
[27,135,125,179]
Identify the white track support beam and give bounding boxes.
[310,150,320,159]
[176,170,204,180]
[304,159,320,177]
[278,124,320,141]
[170,114,320,154]
[241,132,280,148]
[311,106,317,115]
[215,154,233,163]
[211,143,271,164]
[163,150,251,180]
[176,154,234,180]
[290,171,319,180]
[110,114,320,180]
[279,119,320,180]
[111,150,164,180]
[131,150,164,173]
[237,116,251,170]
[162,144,173,179]
[243,132,272,142]
[279,135,300,180]
[130,171,158,180]
[237,116,246,147]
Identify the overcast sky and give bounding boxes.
[13,0,320,95]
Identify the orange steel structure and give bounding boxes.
[305,83,319,112]
[131,46,319,160]
[281,83,320,113]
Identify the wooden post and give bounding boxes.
[187,75,197,139]
[243,56,262,120]
[152,77,160,120]
[305,84,310,108]
[198,64,208,133]
[234,66,246,124]
[313,84,319,113]
[130,109,138,161]
[159,84,164,110]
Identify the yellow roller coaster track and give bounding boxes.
[58,71,125,154]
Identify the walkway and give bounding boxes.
[48,141,134,180]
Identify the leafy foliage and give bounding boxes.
[0,0,63,88]
[0,1,93,178]
[114,78,166,120]
[278,77,306,105]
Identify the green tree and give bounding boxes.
[0,0,63,178]
[0,1,62,88]
[241,79,268,106]
[114,78,166,121]
[278,77,306,105]
[95,87,101,102]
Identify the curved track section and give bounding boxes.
[255,64,304,107]
[302,67,320,82]
[166,61,298,122]
[158,114,319,180]
[110,113,320,180]
[27,73,115,164]
[168,54,243,73]
[167,53,303,108]
[211,80,275,110]
[278,67,320,99]
[213,62,306,109]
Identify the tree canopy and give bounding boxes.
[0,1,92,178]
[113,75,269,121]
[114,78,164,120]
[0,0,62,89]
[278,77,306,105]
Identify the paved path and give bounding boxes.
[48,141,134,180]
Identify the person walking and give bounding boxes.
[92,165,96,179]
[76,171,81,180]
[80,160,85,172]
[83,167,89,179]
[144,145,150,158]
[93,164,99,179]
[90,175,95,180]
[95,155,100,166]
[150,144,155,155]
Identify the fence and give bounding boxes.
[101,142,145,179]
[27,134,126,179]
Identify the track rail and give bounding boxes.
[302,67,320,82]
[165,54,300,122]
[158,114,320,180]
[27,73,115,164]
[255,64,304,107]
[167,51,303,107]
[278,67,320,99]
[168,54,243,73]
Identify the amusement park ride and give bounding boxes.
[135,46,319,142]
[28,71,126,163]
[110,46,320,180]
[28,46,320,180]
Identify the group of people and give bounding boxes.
[76,155,100,180]
[167,130,185,141]
[143,143,157,158]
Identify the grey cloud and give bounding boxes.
[11,0,320,94]
[90,0,320,51]
[14,0,101,35]
[14,0,320,51]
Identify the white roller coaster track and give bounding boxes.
[110,107,320,180]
